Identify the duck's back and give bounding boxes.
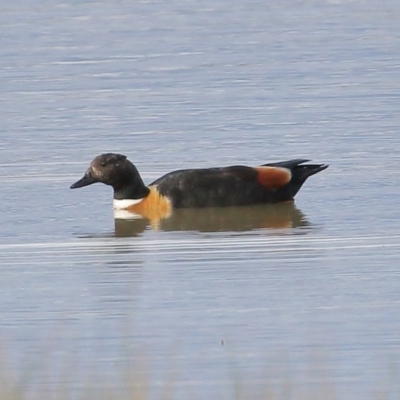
[150,166,284,208]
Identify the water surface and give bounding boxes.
[1,0,400,398]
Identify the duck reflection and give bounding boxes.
[113,202,309,237]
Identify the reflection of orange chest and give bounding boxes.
[125,186,172,224]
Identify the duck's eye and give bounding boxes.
[101,161,107,167]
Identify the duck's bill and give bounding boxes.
[70,172,97,189]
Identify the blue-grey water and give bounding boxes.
[1,1,400,399]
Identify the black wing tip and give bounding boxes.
[264,159,329,169]
[263,159,310,168]
[312,163,329,172]
[301,163,329,178]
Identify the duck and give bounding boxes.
[70,153,328,221]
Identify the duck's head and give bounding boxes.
[70,153,149,199]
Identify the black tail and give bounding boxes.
[264,159,328,201]
[292,162,329,182]
[264,159,328,181]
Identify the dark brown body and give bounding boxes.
[151,160,328,208]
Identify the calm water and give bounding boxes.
[1,0,400,398]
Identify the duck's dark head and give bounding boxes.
[70,153,150,200]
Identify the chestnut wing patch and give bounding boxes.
[221,166,291,190]
[254,166,292,189]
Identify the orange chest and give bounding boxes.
[125,186,172,224]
